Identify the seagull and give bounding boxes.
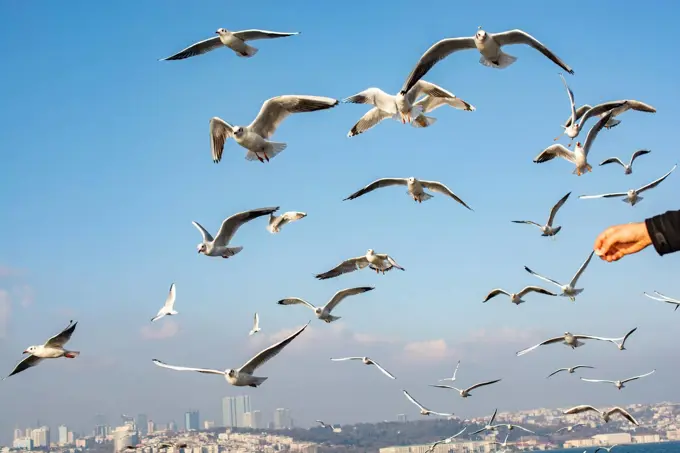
[150,283,178,322]
[402,390,453,417]
[563,405,639,426]
[3,320,79,380]
[606,327,638,351]
[533,111,614,176]
[516,331,612,356]
[547,365,594,379]
[267,211,307,234]
[594,445,620,453]
[152,322,309,387]
[511,191,571,237]
[599,150,651,175]
[424,427,467,453]
[210,95,339,164]
[482,286,556,305]
[524,251,594,301]
[330,356,396,379]
[580,369,655,390]
[644,291,680,311]
[343,80,474,136]
[555,423,584,434]
[429,378,501,397]
[343,177,472,209]
[399,28,573,96]
[249,313,261,336]
[315,249,405,280]
[193,207,279,258]
[155,443,190,450]
[492,433,510,449]
[160,28,300,60]
[278,287,375,323]
[579,164,676,207]
[561,100,656,142]
[439,360,460,382]
[316,420,332,429]
[469,409,499,435]
[554,73,581,143]
[490,423,535,434]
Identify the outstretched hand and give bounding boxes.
[594,222,652,262]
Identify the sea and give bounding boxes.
[548,443,680,453]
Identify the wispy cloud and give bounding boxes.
[403,339,452,361]
[140,320,179,340]
[12,285,34,308]
[0,266,22,278]
[0,290,10,338]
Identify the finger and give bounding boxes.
[593,230,608,254]
[595,228,619,256]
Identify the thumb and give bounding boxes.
[596,227,621,256]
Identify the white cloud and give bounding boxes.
[140,320,179,340]
[403,339,452,361]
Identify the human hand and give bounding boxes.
[594,222,652,262]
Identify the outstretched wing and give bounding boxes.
[330,357,364,362]
[563,405,599,416]
[325,286,374,313]
[580,378,615,384]
[564,105,592,127]
[636,164,676,194]
[465,379,501,392]
[482,288,510,303]
[599,157,625,168]
[414,95,475,113]
[576,101,627,129]
[214,207,280,246]
[160,36,223,61]
[3,355,44,379]
[607,407,638,425]
[151,359,224,375]
[622,370,656,383]
[343,178,408,201]
[163,283,177,310]
[277,297,317,311]
[534,144,576,164]
[511,220,542,228]
[45,320,78,347]
[547,192,571,226]
[249,95,339,139]
[347,107,392,137]
[404,80,456,106]
[192,221,214,243]
[517,286,556,298]
[516,336,564,356]
[547,368,568,379]
[559,73,577,126]
[524,266,562,288]
[369,359,396,379]
[569,251,594,287]
[578,193,628,200]
[629,149,651,166]
[343,88,396,113]
[209,117,236,164]
[231,30,299,41]
[315,257,369,280]
[492,29,574,74]
[271,211,307,231]
[420,180,473,210]
[402,389,427,411]
[582,111,614,157]
[238,322,309,374]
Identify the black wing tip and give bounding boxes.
[276,300,285,305]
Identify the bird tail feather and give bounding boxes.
[480,52,517,69]
[65,351,80,358]
[237,45,258,57]
[223,246,243,258]
[411,115,437,128]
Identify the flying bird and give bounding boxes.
[511,192,571,237]
[534,111,613,176]
[516,332,612,356]
[160,28,300,60]
[594,445,621,453]
[315,249,405,280]
[278,287,375,323]
[492,433,510,449]
[193,207,279,258]
[555,423,584,434]
[429,378,502,398]
[524,251,595,301]
[150,283,178,322]
[579,164,676,207]
[316,420,332,429]
[210,95,339,164]
[249,313,261,336]
[331,356,396,379]
[3,320,79,380]
[439,360,460,382]
[155,443,190,450]
[152,322,309,387]
[599,149,651,175]
[580,369,655,390]
[343,177,472,209]
[399,27,573,96]
[482,286,556,305]
[561,100,656,142]
[469,409,499,435]
[424,427,467,453]
[606,327,638,350]
[490,423,535,434]
[267,211,307,234]
[644,291,680,311]
[402,390,454,417]
[547,365,594,379]
[563,405,639,426]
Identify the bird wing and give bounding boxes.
[563,405,599,416]
[402,389,427,411]
[160,36,223,61]
[191,221,214,243]
[277,297,317,311]
[231,30,299,41]
[620,327,638,347]
[343,87,396,112]
[343,178,408,201]
[516,336,565,356]
[399,37,477,95]
[547,368,568,378]
[491,29,574,74]
[163,283,177,310]
[249,95,339,139]
[555,427,568,433]
[524,266,562,288]
[652,290,680,303]
[489,408,498,425]
[547,192,571,226]
[209,117,236,164]
[452,360,460,380]
[315,256,369,280]
[573,334,612,342]
[572,365,595,371]
[324,286,374,313]
[369,359,396,379]
[577,101,627,129]
[483,288,510,303]
[629,149,651,166]
[238,322,309,374]
[636,164,676,194]
[599,157,625,168]
[559,73,577,126]
[621,369,655,383]
[347,107,392,137]
[429,384,459,390]
[569,250,594,287]
[580,378,615,384]
[517,286,557,297]
[151,359,224,375]
[465,379,501,392]
[444,427,467,441]
[273,211,307,230]
[579,193,628,200]
[582,111,614,157]
[511,220,542,228]
[414,95,475,113]
[213,207,280,246]
[3,354,44,379]
[533,144,575,164]
[511,425,535,434]
[330,357,364,362]
[404,80,456,106]
[385,255,405,271]
[607,407,639,425]
[253,312,259,330]
[419,180,473,210]
[44,320,78,347]
[564,105,592,127]
[625,100,656,113]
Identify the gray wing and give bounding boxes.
[533,144,576,164]
[249,95,339,139]
[636,164,676,194]
[482,288,510,303]
[625,100,656,113]
[209,117,236,164]
[629,149,651,165]
[343,178,408,201]
[578,193,628,200]
[315,256,369,280]
[44,320,78,347]
[621,369,655,383]
[547,191,571,226]
[569,251,594,287]
[599,157,625,168]
[160,36,223,61]
[491,29,574,74]
[517,286,557,297]
[516,336,565,356]
[547,368,568,378]
[524,266,562,288]
[369,359,396,379]
[342,88,396,112]
[419,180,473,210]
[399,37,477,95]
[402,389,427,411]
[213,207,280,246]
[582,111,614,157]
[405,80,456,106]
[272,211,307,230]
[511,220,542,228]
[620,327,637,347]
[324,286,375,313]
[565,104,592,127]
[414,95,476,113]
[4,355,44,379]
[151,359,224,375]
[577,101,627,129]
[191,221,214,243]
[607,407,638,425]
[559,73,577,125]
[465,379,501,392]
[231,30,300,42]
[238,322,309,374]
[347,108,392,137]
[276,297,317,311]
[563,405,599,416]
[163,283,177,310]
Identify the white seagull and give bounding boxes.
[482,286,556,305]
[644,291,680,311]
[469,409,499,435]
[399,28,573,96]
[490,423,535,434]
[267,211,307,234]
[152,322,309,387]
[343,80,474,136]
[580,369,655,390]
[563,405,639,426]
[439,360,461,382]
[315,249,405,280]
[555,423,584,434]
[492,433,510,449]
[429,378,502,398]
[516,331,612,357]
[524,251,595,301]
[160,28,300,60]
[402,390,453,417]
[3,320,79,379]
[561,100,656,142]
[534,111,613,176]
[343,177,472,209]
[512,191,571,237]
[193,207,279,258]
[424,427,467,453]
[278,287,374,323]
[606,327,638,351]
[595,445,621,453]
[331,356,396,379]
[150,283,178,322]
[579,164,676,207]
[210,95,339,164]
[249,313,261,336]
[547,365,594,379]
[599,149,651,175]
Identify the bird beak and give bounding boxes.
[197,249,201,254]
[22,350,28,354]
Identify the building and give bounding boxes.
[222,395,252,427]
[147,420,155,434]
[31,426,50,448]
[204,420,215,430]
[185,411,200,431]
[58,425,68,445]
[274,408,292,430]
[12,438,33,450]
[397,414,408,423]
[168,420,178,432]
[13,429,23,441]
[251,410,263,430]
[113,425,138,453]
[137,414,148,435]
[94,424,109,437]
[593,433,632,445]
[67,431,75,444]
[633,434,660,443]
[243,412,253,429]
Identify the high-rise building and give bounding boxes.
[397,414,408,423]
[31,427,50,448]
[251,410,263,430]
[14,429,23,441]
[168,421,177,432]
[203,420,215,430]
[94,424,109,437]
[242,412,253,429]
[147,420,155,435]
[222,395,252,427]
[136,414,148,435]
[274,408,292,430]
[113,425,138,453]
[58,425,68,445]
[13,438,33,450]
[184,411,200,431]
[67,431,75,444]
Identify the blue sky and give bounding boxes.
[1,0,679,443]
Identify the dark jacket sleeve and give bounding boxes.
[645,210,680,256]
